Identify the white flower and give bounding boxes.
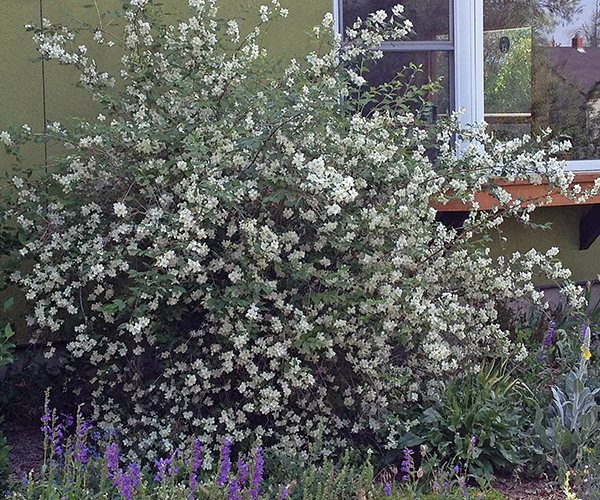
[0,131,12,146]
[392,4,405,16]
[246,303,260,321]
[113,202,128,217]
[259,5,269,22]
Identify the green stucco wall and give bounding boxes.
[1,0,600,342]
[0,0,331,171]
[489,205,600,284]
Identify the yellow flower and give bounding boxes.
[583,350,592,361]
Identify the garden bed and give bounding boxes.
[3,419,563,500]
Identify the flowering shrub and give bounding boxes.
[0,0,595,459]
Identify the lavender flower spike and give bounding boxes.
[249,447,264,500]
[106,444,119,478]
[192,438,202,473]
[400,448,413,481]
[217,439,232,487]
[543,321,555,347]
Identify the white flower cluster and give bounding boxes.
[0,0,590,460]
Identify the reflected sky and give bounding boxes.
[553,0,598,46]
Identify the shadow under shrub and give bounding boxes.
[0,0,590,461]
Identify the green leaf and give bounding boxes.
[3,298,13,311]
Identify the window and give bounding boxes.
[335,0,600,172]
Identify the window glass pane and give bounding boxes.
[343,0,450,41]
[484,0,600,159]
[484,27,532,139]
[359,51,450,119]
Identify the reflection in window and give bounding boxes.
[359,51,450,119]
[484,27,532,139]
[342,0,450,41]
[340,0,452,121]
[484,0,600,159]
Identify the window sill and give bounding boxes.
[434,172,600,211]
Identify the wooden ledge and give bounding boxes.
[434,172,600,212]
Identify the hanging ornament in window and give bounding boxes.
[499,36,510,53]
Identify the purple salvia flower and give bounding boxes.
[226,456,249,500]
[248,447,264,499]
[114,471,131,500]
[61,413,74,428]
[126,462,140,498]
[114,462,140,500]
[154,458,170,483]
[543,321,555,347]
[73,419,89,465]
[280,485,290,499]
[227,479,242,500]
[74,440,88,465]
[384,482,392,497]
[169,448,180,476]
[40,404,52,442]
[76,419,90,438]
[217,439,232,487]
[192,438,202,473]
[401,448,413,481]
[128,462,140,488]
[470,435,476,454]
[106,444,119,478]
[52,423,64,457]
[461,476,468,497]
[237,455,249,485]
[189,473,197,495]
[154,449,180,483]
[453,465,460,474]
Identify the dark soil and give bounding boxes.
[492,477,563,500]
[5,421,44,484]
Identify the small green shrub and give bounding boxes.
[400,360,529,478]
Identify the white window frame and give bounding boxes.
[335,0,600,172]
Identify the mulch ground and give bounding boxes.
[492,477,563,500]
[3,421,565,499]
[5,421,44,484]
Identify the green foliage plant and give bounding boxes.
[0,299,16,370]
[402,360,526,478]
[535,326,600,477]
[0,0,594,460]
[0,297,16,492]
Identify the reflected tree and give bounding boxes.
[485,0,582,35]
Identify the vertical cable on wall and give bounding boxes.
[39,0,48,172]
